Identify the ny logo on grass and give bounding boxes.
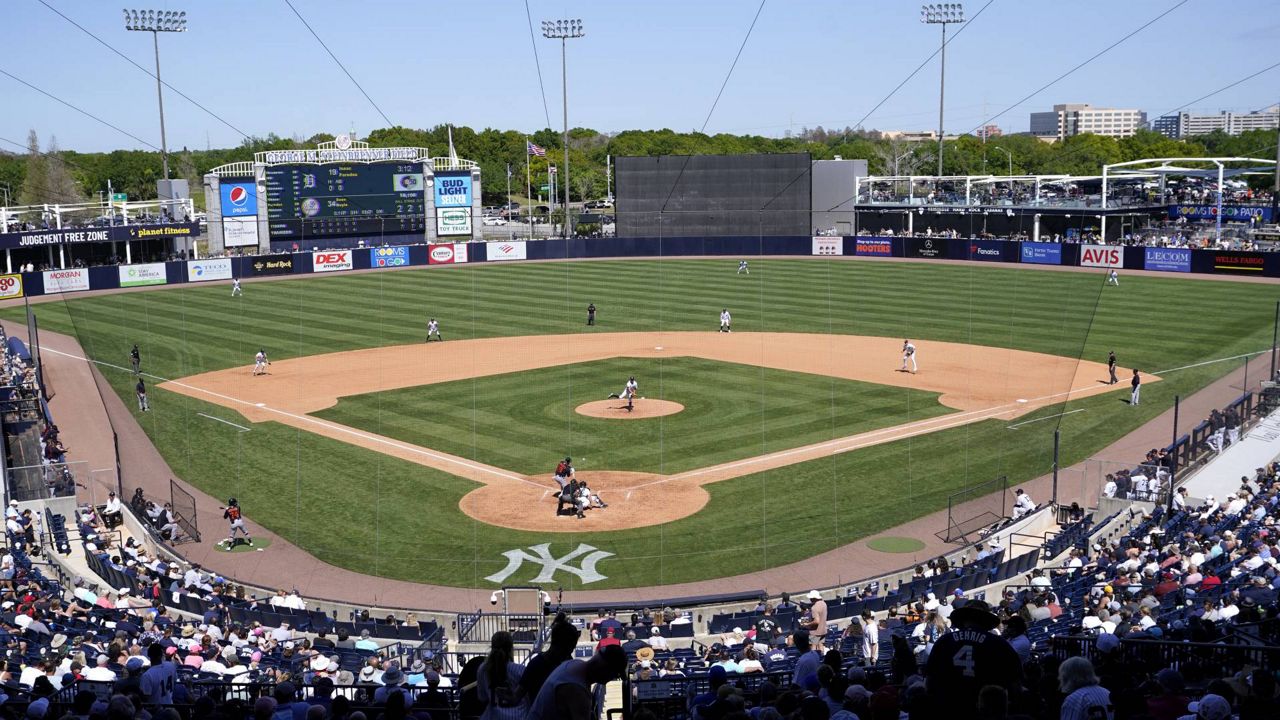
[485,543,615,585]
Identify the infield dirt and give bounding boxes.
[160,331,1140,532]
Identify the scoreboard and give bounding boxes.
[266,162,426,239]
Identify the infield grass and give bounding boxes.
[6,259,1278,589]
[313,357,950,475]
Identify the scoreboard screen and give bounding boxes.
[266,162,426,239]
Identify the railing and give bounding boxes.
[1050,635,1280,672]
[455,611,544,645]
[624,669,793,718]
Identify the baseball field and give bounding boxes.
[6,258,1276,590]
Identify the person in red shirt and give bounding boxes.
[1153,572,1180,598]
[595,627,621,654]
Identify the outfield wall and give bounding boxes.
[7,236,1278,298]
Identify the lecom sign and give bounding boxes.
[312,250,353,273]
[1079,244,1123,268]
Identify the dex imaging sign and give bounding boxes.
[434,173,473,208]
[312,250,353,273]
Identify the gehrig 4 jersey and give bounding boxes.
[925,629,1023,718]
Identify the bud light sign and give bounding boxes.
[1143,247,1191,273]
[219,181,257,217]
[434,173,472,208]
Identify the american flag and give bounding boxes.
[527,141,546,157]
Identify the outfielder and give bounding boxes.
[719,309,732,333]
[253,349,270,376]
[1107,269,1119,286]
[737,260,750,275]
[231,278,243,297]
[223,497,252,547]
[900,340,917,373]
[426,318,442,342]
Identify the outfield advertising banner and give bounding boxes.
[222,217,260,248]
[250,254,294,276]
[855,238,893,256]
[118,263,168,287]
[906,237,947,259]
[187,258,233,282]
[1143,247,1191,273]
[0,222,201,249]
[433,173,473,208]
[1170,205,1272,222]
[1020,242,1062,265]
[1211,251,1266,274]
[219,180,258,217]
[0,274,22,299]
[487,241,527,261]
[1079,244,1123,268]
[371,246,410,267]
[42,268,90,293]
[436,207,473,236]
[428,243,470,265]
[312,250,353,273]
[811,237,843,256]
[967,240,1004,262]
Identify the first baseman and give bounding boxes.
[900,340,917,373]
[719,309,732,332]
[426,318,442,342]
[253,349,270,376]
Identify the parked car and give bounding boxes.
[535,205,551,214]
[585,199,614,209]
[481,216,508,226]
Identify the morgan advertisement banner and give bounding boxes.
[1079,244,1123,268]
[42,268,90,293]
[428,243,470,265]
[312,250,353,273]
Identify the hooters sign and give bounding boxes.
[1079,244,1123,268]
[312,250,353,273]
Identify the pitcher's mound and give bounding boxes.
[576,399,684,419]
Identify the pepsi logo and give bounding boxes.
[228,186,248,207]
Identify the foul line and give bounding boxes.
[1152,349,1271,376]
[1006,408,1085,430]
[196,413,251,432]
[38,345,542,490]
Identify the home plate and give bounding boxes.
[1016,399,1028,403]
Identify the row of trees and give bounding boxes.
[1,124,1275,210]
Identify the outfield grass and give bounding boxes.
[313,357,950,475]
[7,259,1277,589]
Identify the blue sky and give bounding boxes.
[2,0,1277,153]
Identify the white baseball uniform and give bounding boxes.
[253,351,267,376]
[719,310,732,332]
[231,279,242,296]
[737,260,749,275]
[901,342,917,372]
[426,320,441,341]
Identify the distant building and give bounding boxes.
[974,124,1003,140]
[1152,106,1280,138]
[1029,103,1147,141]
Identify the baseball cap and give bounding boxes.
[1095,633,1120,654]
[1187,694,1231,720]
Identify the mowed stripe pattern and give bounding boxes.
[313,356,952,475]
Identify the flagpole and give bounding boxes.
[506,163,513,242]
[525,139,534,240]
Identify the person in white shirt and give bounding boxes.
[83,655,118,682]
[646,626,669,651]
[719,309,732,333]
[4,500,17,520]
[102,492,124,528]
[1103,476,1118,498]
[1225,493,1248,516]
[856,610,879,666]
[900,340,918,373]
[1012,489,1036,519]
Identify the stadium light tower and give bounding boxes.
[541,18,584,239]
[123,9,187,180]
[921,3,963,177]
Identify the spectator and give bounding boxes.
[527,644,626,720]
[1059,657,1112,720]
[925,599,1022,719]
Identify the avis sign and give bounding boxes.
[1079,244,1123,268]
[312,250,352,273]
[485,543,615,585]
